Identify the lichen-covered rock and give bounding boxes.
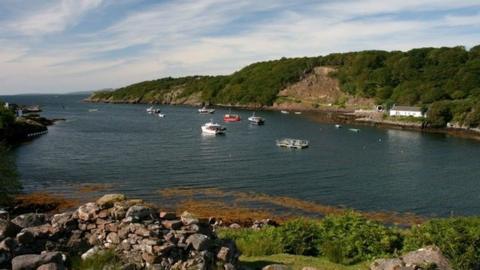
[186,234,210,251]
[11,213,47,229]
[96,194,127,209]
[180,211,198,226]
[370,258,405,270]
[370,246,452,270]
[125,205,155,221]
[402,246,452,270]
[77,203,99,222]
[12,252,64,270]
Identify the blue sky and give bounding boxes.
[0,0,479,94]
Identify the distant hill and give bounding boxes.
[88,45,480,127]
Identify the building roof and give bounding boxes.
[391,105,422,112]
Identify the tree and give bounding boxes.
[0,144,22,206]
[427,102,453,128]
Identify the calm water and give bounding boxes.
[4,94,480,216]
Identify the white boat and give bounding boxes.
[201,120,226,135]
[276,138,309,149]
[335,124,342,128]
[146,107,161,114]
[294,111,302,115]
[248,113,265,125]
[280,110,289,114]
[158,113,165,118]
[88,109,98,112]
[349,128,360,133]
[198,107,215,114]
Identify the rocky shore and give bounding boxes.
[0,194,239,270]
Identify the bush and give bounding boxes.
[318,212,403,264]
[218,227,283,256]
[404,217,480,270]
[278,218,322,256]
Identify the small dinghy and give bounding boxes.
[276,138,309,149]
[349,128,360,133]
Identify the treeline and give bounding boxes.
[320,45,480,128]
[91,45,480,127]
[91,57,321,106]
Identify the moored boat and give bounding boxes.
[146,107,161,114]
[335,124,342,128]
[201,120,226,135]
[276,138,309,149]
[349,128,360,133]
[158,113,165,118]
[198,107,215,114]
[248,113,265,125]
[224,113,241,122]
[294,111,302,115]
[280,110,289,114]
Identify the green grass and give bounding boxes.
[240,254,369,270]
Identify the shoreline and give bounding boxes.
[85,98,480,141]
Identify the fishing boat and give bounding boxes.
[224,110,241,122]
[248,113,265,125]
[276,138,309,149]
[280,110,289,114]
[335,124,342,128]
[349,128,360,133]
[198,106,215,114]
[146,107,161,114]
[158,113,165,118]
[201,120,226,135]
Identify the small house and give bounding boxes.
[389,105,424,118]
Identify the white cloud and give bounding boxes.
[0,0,479,94]
[6,0,104,36]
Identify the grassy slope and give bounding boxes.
[240,254,369,270]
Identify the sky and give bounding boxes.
[0,0,479,95]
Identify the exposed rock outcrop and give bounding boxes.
[370,246,453,270]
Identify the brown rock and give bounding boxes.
[106,232,120,244]
[77,203,99,222]
[180,211,198,225]
[0,220,21,240]
[37,262,65,270]
[161,220,182,230]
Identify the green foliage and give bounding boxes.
[0,106,15,130]
[0,144,22,206]
[404,217,480,270]
[90,57,321,106]
[70,250,122,270]
[91,45,480,126]
[218,227,283,256]
[278,219,322,256]
[317,212,403,264]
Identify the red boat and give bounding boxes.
[224,114,241,122]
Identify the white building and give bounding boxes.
[389,105,424,118]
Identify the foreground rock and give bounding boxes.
[370,246,453,270]
[0,194,240,270]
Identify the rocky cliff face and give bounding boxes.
[0,194,239,270]
[272,67,373,111]
[87,66,373,111]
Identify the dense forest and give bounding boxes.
[91,45,480,128]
